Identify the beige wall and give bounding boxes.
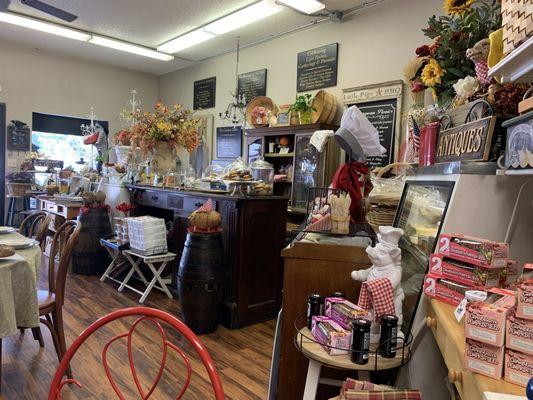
[0,41,159,170]
[159,0,442,160]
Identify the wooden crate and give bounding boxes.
[502,0,533,55]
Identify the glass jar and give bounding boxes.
[250,158,274,196]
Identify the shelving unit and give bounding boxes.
[488,36,533,83]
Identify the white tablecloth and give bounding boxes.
[0,232,42,338]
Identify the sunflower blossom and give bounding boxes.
[444,0,475,15]
[421,59,444,87]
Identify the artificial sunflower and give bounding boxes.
[421,59,444,87]
[444,0,475,15]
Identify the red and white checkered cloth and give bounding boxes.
[197,198,213,212]
[357,278,396,322]
[306,213,332,232]
[475,60,491,86]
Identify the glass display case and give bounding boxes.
[393,180,455,334]
[291,135,320,210]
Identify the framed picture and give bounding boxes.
[275,104,291,127]
[191,114,213,173]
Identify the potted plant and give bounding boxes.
[289,94,315,125]
[5,172,34,197]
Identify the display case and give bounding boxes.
[245,123,341,213]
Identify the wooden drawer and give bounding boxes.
[139,190,167,208]
[182,197,216,213]
[43,201,58,214]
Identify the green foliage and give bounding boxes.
[289,94,315,113]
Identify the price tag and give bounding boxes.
[454,298,468,322]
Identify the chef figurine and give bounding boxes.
[351,226,405,342]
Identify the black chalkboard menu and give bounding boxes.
[193,77,216,110]
[238,69,267,103]
[216,126,242,159]
[297,43,338,92]
[356,98,397,168]
[7,120,31,151]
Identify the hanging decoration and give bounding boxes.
[219,37,247,126]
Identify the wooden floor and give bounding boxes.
[0,265,275,399]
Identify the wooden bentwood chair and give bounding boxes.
[18,211,52,248]
[48,307,225,399]
[38,220,81,378]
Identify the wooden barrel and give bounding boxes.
[178,232,225,334]
[72,207,112,275]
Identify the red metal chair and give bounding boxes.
[47,307,225,400]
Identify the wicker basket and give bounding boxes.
[6,182,32,197]
[366,162,414,232]
[502,0,533,55]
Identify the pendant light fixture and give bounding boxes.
[219,37,247,126]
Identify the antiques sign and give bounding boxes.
[238,69,267,103]
[436,116,496,163]
[193,77,216,110]
[297,43,338,92]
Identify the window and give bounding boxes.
[31,131,93,173]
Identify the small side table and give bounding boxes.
[99,237,129,285]
[120,250,176,304]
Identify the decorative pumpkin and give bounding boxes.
[279,136,290,147]
[82,192,96,206]
[46,185,59,196]
[188,210,222,231]
[94,191,106,205]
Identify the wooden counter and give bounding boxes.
[426,298,524,399]
[278,241,372,399]
[127,185,288,329]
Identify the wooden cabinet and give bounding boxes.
[278,241,372,399]
[127,185,288,328]
[245,123,341,212]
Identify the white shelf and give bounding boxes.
[488,36,533,83]
[504,169,533,175]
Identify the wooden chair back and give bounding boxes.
[19,211,51,247]
[47,220,81,306]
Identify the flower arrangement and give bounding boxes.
[127,102,201,155]
[405,0,501,106]
[252,106,267,120]
[115,129,131,146]
[116,202,135,217]
[6,172,34,183]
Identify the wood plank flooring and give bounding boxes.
[0,266,275,399]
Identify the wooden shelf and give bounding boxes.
[264,152,294,158]
[504,169,533,176]
[488,36,533,83]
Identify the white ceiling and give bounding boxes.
[0,0,369,75]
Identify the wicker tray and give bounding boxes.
[502,0,533,55]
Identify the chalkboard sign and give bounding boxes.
[297,43,338,92]
[7,120,31,151]
[357,99,397,168]
[193,77,216,110]
[238,69,267,103]
[216,126,242,159]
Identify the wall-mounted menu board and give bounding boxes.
[7,120,31,151]
[193,77,216,110]
[343,80,404,169]
[297,43,338,92]
[216,126,242,159]
[238,69,267,103]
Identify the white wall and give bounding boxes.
[0,41,159,170]
[159,0,442,158]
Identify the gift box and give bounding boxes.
[465,291,515,347]
[464,338,504,379]
[324,297,371,330]
[499,260,524,289]
[311,316,351,356]
[506,313,533,355]
[517,277,533,320]
[428,253,500,289]
[423,274,470,306]
[504,349,533,387]
[437,234,508,268]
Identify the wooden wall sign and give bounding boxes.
[216,126,242,159]
[238,69,267,104]
[343,80,403,168]
[7,120,31,151]
[436,116,496,163]
[297,43,338,92]
[193,77,216,110]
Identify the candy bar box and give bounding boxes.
[506,313,533,355]
[504,350,533,387]
[428,253,500,289]
[516,277,533,320]
[311,316,351,356]
[465,291,515,347]
[423,274,470,306]
[464,338,504,380]
[437,234,508,268]
[324,297,371,330]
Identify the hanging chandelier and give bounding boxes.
[219,37,246,126]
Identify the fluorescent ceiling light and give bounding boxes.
[0,11,90,41]
[90,35,174,61]
[279,0,326,14]
[204,0,283,35]
[158,29,214,54]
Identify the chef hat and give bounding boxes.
[377,226,404,248]
[334,105,386,161]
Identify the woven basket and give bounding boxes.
[245,96,278,127]
[311,90,338,124]
[6,182,32,197]
[502,0,533,55]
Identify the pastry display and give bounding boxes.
[251,182,273,195]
